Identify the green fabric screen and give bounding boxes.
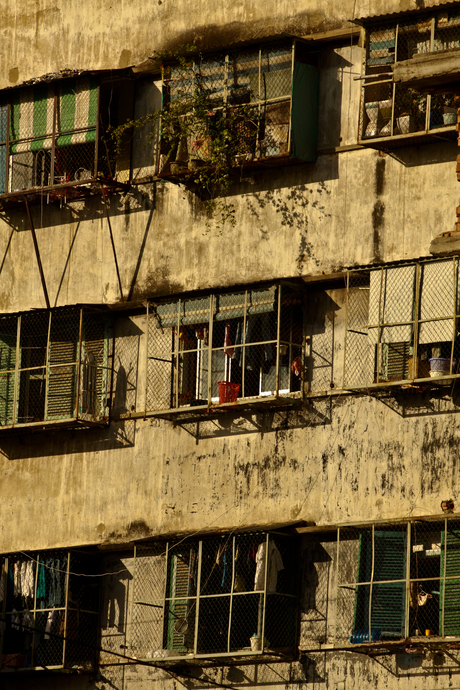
[290,62,319,163]
[9,77,98,153]
[154,287,276,328]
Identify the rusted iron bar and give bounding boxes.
[24,196,51,310]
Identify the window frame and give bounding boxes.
[157,39,319,177]
[144,282,306,416]
[342,257,460,390]
[0,307,112,431]
[131,531,299,662]
[0,549,100,672]
[335,517,460,646]
[358,6,460,146]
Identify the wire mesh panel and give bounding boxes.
[0,308,111,429]
[344,259,460,389]
[146,285,305,413]
[335,518,460,646]
[131,532,298,660]
[0,549,99,671]
[162,43,294,170]
[2,78,98,197]
[336,524,408,645]
[79,312,112,423]
[359,10,459,142]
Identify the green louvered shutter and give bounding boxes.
[0,325,17,426]
[166,549,196,652]
[440,528,460,635]
[353,530,406,640]
[45,312,79,421]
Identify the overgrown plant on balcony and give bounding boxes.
[108,46,261,231]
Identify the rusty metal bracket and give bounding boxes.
[100,185,124,302]
[24,196,50,310]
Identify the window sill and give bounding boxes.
[358,124,457,150]
[119,392,303,421]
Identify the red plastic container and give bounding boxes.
[217,381,240,404]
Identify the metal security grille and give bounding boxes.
[359,8,460,142]
[131,532,297,661]
[161,43,294,169]
[0,78,99,197]
[145,284,304,413]
[335,518,460,645]
[0,550,99,671]
[343,258,460,389]
[0,307,111,429]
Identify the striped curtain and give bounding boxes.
[9,77,98,153]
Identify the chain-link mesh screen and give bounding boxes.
[0,77,102,198]
[360,11,459,142]
[299,537,335,648]
[336,519,460,646]
[79,312,111,423]
[344,259,460,389]
[0,308,111,428]
[0,550,99,671]
[163,44,293,169]
[131,533,297,660]
[146,286,304,412]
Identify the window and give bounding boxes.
[0,307,111,430]
[0,549,99,671]
[0,76,132,199]
[131,532,298,661]
[158,40,319,175]
[336,519,460,644]
[146,283,305,414]
[343,258,460,389]
[359,8,460,144]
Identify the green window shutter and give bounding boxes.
[166,549,196,652]
[290,62,318,163]
[353,530,406,640]
[46,313,79,421]
[46,338,78,420]
[440,528,460,635]
[0,326,17,426]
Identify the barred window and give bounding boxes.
[131,532,298,661]
[359,7,460,145]
[158,40,319,175]
[343,258,460,389]
[0,550,99,671]
[146,283,305,414]
[0,307,111,430]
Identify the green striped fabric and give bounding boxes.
[10,77,98,153]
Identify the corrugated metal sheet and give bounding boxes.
[355,0,460,23]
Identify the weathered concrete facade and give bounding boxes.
[2,1,460,689]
